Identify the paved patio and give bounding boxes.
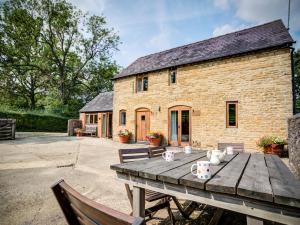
[0,133,151,225]
[0,133,290,225]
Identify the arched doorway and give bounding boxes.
[168,106,191,146]
[136,108,150,142]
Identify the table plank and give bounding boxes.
[179,154,237,189]
[265,154,300,208]
[110,155,163,175]
[206,153,250,194]
[237,154,273,202]
[157,154,207,184]
[139,152,207,180]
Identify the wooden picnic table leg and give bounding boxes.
[132,186,145,218]
[246,215,263,225]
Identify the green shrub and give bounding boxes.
[0,110,68,132]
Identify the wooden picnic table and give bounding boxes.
[110,151,300,225]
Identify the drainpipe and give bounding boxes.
[290,47,296,115]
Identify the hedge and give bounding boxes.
[0,110,68,132]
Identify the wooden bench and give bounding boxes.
[218,142,244,153]
[82,124,97,136]
[52,179,144,225]
[0,119,16,140]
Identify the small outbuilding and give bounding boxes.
[79,91,113,138]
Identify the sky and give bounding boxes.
[70,0,299,67]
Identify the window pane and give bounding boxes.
[181,110,189,142]
[143,77,148,91]
[94,115,98,124]
[171,111,178,141]
[228,104,236,126]
[137,78,142,92]
[90,115,93,124]
[85,115,89,124]
[170,70,176,83]
[121,111,126,125]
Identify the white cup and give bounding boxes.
[184,146,192,154]
[162,150,175,162]
[191,161,211,179]
[226,146,234,155]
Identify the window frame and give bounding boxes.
[169,67,177,85]
[136,75,148,92]
[85,113,98,125]
[119,110,126,126]
[226,101,238,128]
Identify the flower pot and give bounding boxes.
[76,132,81,137]
[119,135,129,143]
[264,145,273,154]
[271,144,284,157]
[149,138,161,147]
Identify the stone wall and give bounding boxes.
[113,48,293,151]
[288,113,300,178]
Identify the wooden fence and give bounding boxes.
[0,119,16,140]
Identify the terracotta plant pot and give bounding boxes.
[76,132,81,137]
[149,138,161,147]
[270,144,284,157]
[264,145,273,154]
[119,135,129,143]
[264,144,284,157]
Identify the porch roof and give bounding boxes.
[79,91,113,113]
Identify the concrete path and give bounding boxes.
[0,133,147,225]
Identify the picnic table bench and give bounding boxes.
[111,151,300,225]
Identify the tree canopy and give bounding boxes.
[0,0,119,116]
[294,49,300,109]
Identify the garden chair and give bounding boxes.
[218,143,244,153]
[52,179,144,225]
[119,146,195,224]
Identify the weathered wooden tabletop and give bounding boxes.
[111,152,300,208]
[111,151,300,217]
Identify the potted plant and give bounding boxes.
[118,129,132,143]
[146,132,162,146]
[257,135,286,157]
[270,136,287,157]
[74,128,82,137]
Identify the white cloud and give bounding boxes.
[212,24,247,37]
[234,0,300,30]
[214,0,230,10]
[69,0,107,14]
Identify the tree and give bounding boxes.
[0,0,47,108]
[293,49,300,108]
[0,0,119,112]
[37,0,119,105]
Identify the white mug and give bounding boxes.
[184,146,192,154]
[226,146,234,155]
[162,151,175,162]
[191,161,211,179]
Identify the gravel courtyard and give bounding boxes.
[0,133,149,225]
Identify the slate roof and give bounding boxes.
[114,20,294,80]
[79,91,113,113]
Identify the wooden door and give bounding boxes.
[169,106,191,146]
[136,109,150,141]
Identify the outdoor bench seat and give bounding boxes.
[82,124,97,136]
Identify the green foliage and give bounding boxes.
[294,49,300,109]
[0,0,119,115]
[0,106,68,132]
[257,135,287,149]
